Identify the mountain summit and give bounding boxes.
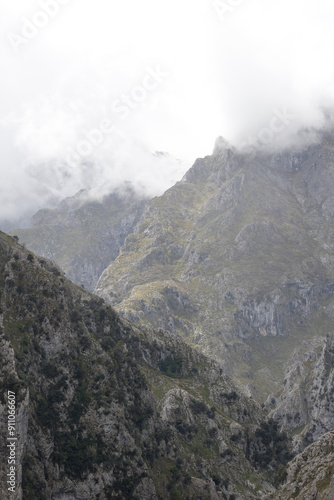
[94,134,334,410]
[4,132,334,497]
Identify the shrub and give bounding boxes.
[221,391,238,402]
[158,355,182,377]
[41,363,60,378]
[276,464,287,484]
[253,419,293,470]
[190,399,207,414]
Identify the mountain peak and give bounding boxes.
[213,136,232,155]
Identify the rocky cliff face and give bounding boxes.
[9,132,334,465]
[273,431,334,499]
[10,184,148,292]
[1,231,289,499]
[266,332,334,453]
[2,127,334,498]
[95,133,334,405]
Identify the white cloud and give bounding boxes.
[1,0,334,220]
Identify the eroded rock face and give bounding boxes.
[273,431,334,500]
[0,339,29,500]
[266,333,334,453]
[95,133,334,401]
[8,134,334,407]
[10,185,148,292]
[0,231,281,499]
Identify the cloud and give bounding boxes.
[1,0,334,221]
[212,0,334,146]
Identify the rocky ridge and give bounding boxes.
[94,133,334,405]
[10,184,148,292]
[1,129,334,497]
[266,332,334,453]
[0,231,289,499]
[10,133,334,457]
[272,430,334,499]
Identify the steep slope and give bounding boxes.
[0,231,286,499]
[9,151,188,293]
[95,133,334,404]
[266,332,334,453]
[11,184,147,291]
[273,431,334,499]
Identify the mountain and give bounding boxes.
[10,184,148,292]
[265,332,334,453]
[2,128,334,497]
[10,152,188,293]
[272,430,334,499]
[91,133,334,430]
[0,230,292,499]
[10,133,334,452]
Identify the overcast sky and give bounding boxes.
[1,0,334,221]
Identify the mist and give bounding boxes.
[1,0,334,221]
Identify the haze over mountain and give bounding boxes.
[13,130,334,459]
[0,147,188,227]
[2,1,334,498]
[2,1,334,222]
[10,183,149,291]
[94,131,334,384]
[2,155,334,497]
